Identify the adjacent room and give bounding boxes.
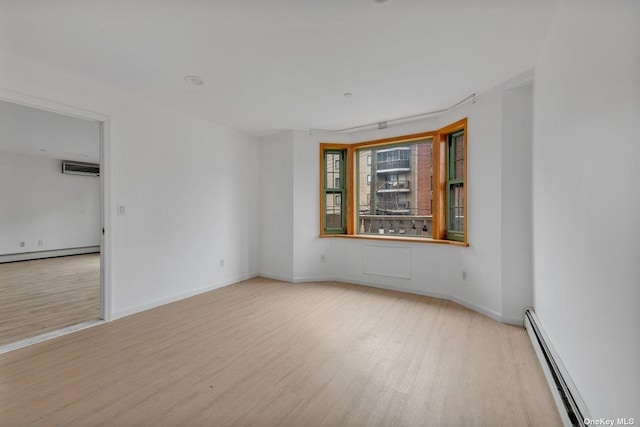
[0,100,102,347]
[0,0,637,426]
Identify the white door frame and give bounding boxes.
[0,89,112,321]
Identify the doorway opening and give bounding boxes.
[0,92,110,352]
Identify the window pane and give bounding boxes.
[448,183,464,232]
[452,133,464,180]
[325,193,343,229]
[322,148,346,234]
[326,152,342,189]
[356,140,433,238]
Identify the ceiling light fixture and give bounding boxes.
[343,92,353,98]
[184,75,204,86]
[373,0,395,6]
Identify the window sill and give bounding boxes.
[319,233,469,247]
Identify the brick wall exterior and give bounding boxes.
[417,142,433,215]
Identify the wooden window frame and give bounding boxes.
[319,119,467,246]
[446,130,465,242]
[320,144,350,235]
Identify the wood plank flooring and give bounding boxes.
[0,254,100,347]
[0,277,562,426]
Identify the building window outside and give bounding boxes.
[357,140,433,238]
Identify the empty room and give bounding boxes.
[0,1,638,426]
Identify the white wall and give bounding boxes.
[0,2,11,87]
[0,12,8,88]
[257,130,351,283]
[533,0,640,419]
[501,85,533,322]
[257,131,294,282]
[0,151,100,255]
[437,84,505,320]
[0,99,101,163]
[3,53,259,319]
[292,130,348,282]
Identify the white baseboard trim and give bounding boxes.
[258,274,518,326]
[111,271,517,329]
[256,272,294,283]
[449,295,503,323]
[334,276,505,324]
[292,276,336,283]
[111,273,258,320]
[500,314,525,326]
[0,320,104,355]
[334,276,450,300]
[0,246,100,263]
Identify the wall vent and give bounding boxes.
[62,161,100,177]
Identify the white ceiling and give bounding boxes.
[4,0,558,137]
[0,100,100,163]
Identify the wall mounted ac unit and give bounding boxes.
[62,161,100,176]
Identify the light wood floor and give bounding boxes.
[0,278,561,426]
[0,254,101,347]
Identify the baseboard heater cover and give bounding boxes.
[0,246,100,264]
[524,308,590,427]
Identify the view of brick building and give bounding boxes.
[357,139,433,236]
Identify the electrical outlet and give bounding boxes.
[19,241,25,247]
[117,204,126,215]
[219,259,225,267]
[320,254,326,263]
[38,240,43,246]
[462,270,467,280]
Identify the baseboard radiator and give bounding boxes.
[0,246,100,264]
[524,308,589,427]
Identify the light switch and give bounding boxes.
[118,204,126,215]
